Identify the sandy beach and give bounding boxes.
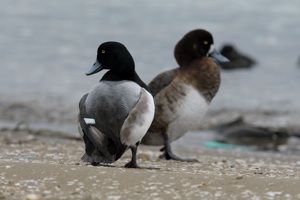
[1,129,300,200]
[1,1,300,199]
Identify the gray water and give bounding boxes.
[1,1,300,145]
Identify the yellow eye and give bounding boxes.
[203,41,208,45]
[101,50,105,54]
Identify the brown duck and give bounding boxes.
[141,29,228,162]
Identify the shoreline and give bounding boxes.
[1,136,300,199]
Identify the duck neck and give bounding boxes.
[179,58,220,102]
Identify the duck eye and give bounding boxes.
[101,50,105,54]
[203,41,208,45]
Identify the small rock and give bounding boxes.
[198,182,207,187]
[137,151,155,160]
[254,171,263,175]
[24,194,41,200]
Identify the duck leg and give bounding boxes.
[124,143,140,168]
[159,132,198,162]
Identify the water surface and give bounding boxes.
[1,0,299,149]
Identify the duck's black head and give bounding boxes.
[86,41,135,76]
[174,29,228,66]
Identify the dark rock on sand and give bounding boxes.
[0,121,79,145]
[212,117,290,150]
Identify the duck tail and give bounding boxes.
[81,125,129,164]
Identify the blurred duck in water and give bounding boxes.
[219,44,256,70]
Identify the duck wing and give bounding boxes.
[120,88,155,146]
[148,69,177,97]
[78,93,125,164]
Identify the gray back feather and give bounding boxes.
[85,81,141,156]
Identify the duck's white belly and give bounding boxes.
[167,85,209,142]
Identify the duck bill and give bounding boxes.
[209,50,229,63]
[85,59,103,76]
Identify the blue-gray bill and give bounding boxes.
[86,60,103,76]
[209,50,229,63]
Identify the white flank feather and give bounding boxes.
[84,118,96,125]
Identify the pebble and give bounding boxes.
[24,194,41,200]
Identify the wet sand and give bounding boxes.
[1,132,300,200]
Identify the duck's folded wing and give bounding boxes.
[147,78,186,133]
[148,69,176,97]
[78,113,120,163]
[120,88,155,146]
[78,94,125,164]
